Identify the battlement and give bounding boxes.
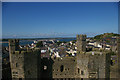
[9,39,19,52]
[11,48,41,54]
[76,34,86,42]
[76,34,87,53]
[86,51,107,56]
[9,39,19,45]
[77,51,110,60]
[77,34,86,38]
[53,57,76,62]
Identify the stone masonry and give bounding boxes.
[8,34,111,80]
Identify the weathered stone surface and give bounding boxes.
[8,35,111,80]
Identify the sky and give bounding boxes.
[2,2,118,38]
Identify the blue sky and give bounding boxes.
[2,2,118,38]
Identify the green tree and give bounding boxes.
[56,41,62,46]
[36,41,43,47]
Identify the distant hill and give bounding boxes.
[94,33,120,40]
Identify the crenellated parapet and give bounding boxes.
[9,39,19,53]
[76,34,87,53]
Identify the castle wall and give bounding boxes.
[10,51,25,78]
[10,50,41,79]
[52,57,77,79]
[88,53,105,78]
[24,49,41,79]
[76,54,89,78]
[41,58,53,79]
[76,52,110,79]
[8,35,111,80]
[9,39,41,80]
[76,34,111,79]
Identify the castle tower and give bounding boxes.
[9,39,19,66]
[76,34,86,53]
[9,39,41,80]
[9,39,19,53]
[76,34,110,79]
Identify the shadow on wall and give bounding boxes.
[41,57,54,80]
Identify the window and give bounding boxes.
[28,70,30,75]
[81,71,84,75]
[16,63,18,67]
[19,78,22,80]
[13,71,18,74]
[44,65,47,70]
[60,65,64,72]
[78,68,80,74]
[68,68,69,70]
[81,78,83,80]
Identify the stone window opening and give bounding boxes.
[78,68,80,74]
[13,71,18,74]
[28,70,30,75]
[60,65,64,72]
[81,70,84,75]
[68,68,69,70]
[16,63,18,67]
[61,79,63,80]
[81,78,83,80]
[44,65,47,70]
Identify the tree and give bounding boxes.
[56,41,66,46]
[72,40,76,43]
[56,41,62,46]
[36,41,43,47]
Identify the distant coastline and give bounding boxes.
[0,41,8,43]
[1,37,76,42]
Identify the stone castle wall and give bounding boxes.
[9,39,41,79]
[8,34,111,80]
[52,57,77,79]
[10,50,41,79]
